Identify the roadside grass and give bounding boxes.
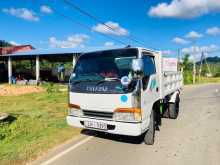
[197,77,220,84]
[0,85,81,165]
[184,76,220,85]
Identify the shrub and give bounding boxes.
[183,71,193,84]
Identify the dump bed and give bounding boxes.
[156,54,183,99]
[161,71,183,98]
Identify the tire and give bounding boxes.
[169,95,179,119]
[162,104,169,118]
[144,110,155,145]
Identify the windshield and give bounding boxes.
[71,48,138,82]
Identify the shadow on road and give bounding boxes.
[80,115,163,145]
[81,129,145,144]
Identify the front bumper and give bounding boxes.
[66,115,142,136]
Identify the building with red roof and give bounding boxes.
[0,45,34,55]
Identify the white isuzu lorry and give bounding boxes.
[67,47,183,145]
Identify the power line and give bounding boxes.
[62,0,148,47]
[34,0,128,46]
[51,9,128,45]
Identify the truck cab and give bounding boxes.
[67,47,182,145]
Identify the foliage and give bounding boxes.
[0,40,13,47]
[0,87,80,165]
[181,54,193,84]
[183,70,193,84]
[42,82,60,93]
[181,54,220,84]
[182,54,191,70]
[0,122,10,140]
[9,60,73,82]
[196,56,220,77]
[197,77,220,83]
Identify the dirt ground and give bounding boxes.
[0,85,45,96]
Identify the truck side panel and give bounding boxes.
[154,51,183,99]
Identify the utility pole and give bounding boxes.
[204,52,212,77]
[199,51,204,82]
[192,45,196,84]
[177,48,180,71]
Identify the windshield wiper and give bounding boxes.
[96,77,121,85]
[71,73,105,85]
[72,79,95,85]
[81,73,105,79]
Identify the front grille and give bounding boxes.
[83,110,113,119]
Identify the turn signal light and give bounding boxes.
[68,103,80,109]
[114,108,141,114]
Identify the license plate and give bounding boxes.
[84,121,107,130]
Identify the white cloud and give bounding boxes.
[92,21,128,36]
[49,34,89,48]
[9,41,19,46]
[161,50,172,55]
[206,26,220,36]
[181,44,219,61]
[185,31,203,39]
[182,44,219,54]
[2,8,39,21]
[148,0,220,19]
[40,5,53,14]
[172,37,189,45]
[104,42,115,47]
[161,50,175,55]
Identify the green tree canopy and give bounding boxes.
[0,40,13,47]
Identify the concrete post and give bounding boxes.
[8,56,12,84]
[36,55,40,81]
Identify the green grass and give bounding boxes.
[197,77,220,84]
[0,86,81,165]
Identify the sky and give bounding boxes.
[0,0,220,59]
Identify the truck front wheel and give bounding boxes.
[144,110,155,145]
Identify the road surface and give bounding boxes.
[34,84,220,165]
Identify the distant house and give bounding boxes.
[0,45,34,55]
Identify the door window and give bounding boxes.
[142,55,156,90]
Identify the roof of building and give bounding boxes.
[0,45,34,55]
[0,48,81,57]
[0,44,34,49]
[0,46,125,57]
[0,46,158,58]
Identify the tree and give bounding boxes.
[181,54,193,84]
[182,54,190,71]
[0,40,13,47]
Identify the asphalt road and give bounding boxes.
[34,84,220,165]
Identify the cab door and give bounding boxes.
[141,53,159,131]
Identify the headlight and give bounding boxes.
[68,108,83,117]
[113,108,142,122]
[68,103,83,117]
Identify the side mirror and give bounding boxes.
[70,73,76,78]
[132,58,144,78]
[69,73,76,84]
[121,76,131,87]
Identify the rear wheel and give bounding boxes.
[162,103,169,118]
[169,95,180,119]
[144,110,155,145]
